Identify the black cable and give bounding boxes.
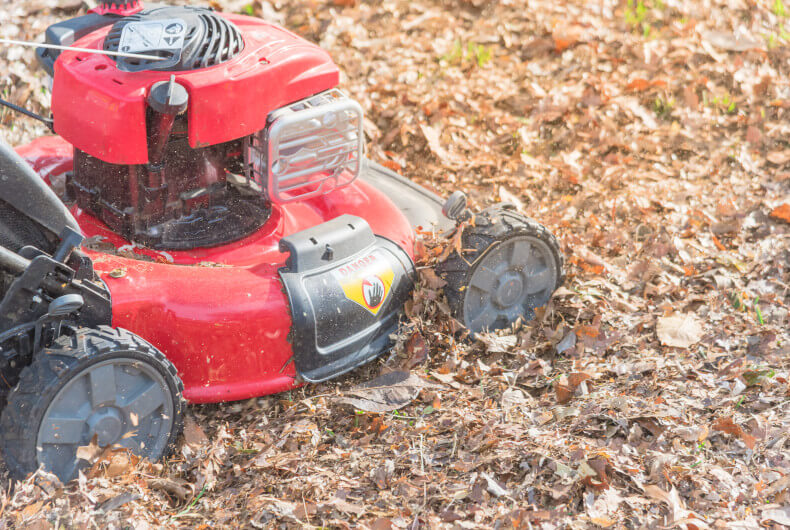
[0,97,54,131]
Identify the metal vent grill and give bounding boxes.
[248,90,364,204]
[185,13,244,70]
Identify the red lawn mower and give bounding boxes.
[0,1,563,481]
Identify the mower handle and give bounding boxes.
[0,245,30,275]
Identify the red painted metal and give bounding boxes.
[52,14,340,165]
[17,136,415,403]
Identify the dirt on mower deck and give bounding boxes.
[1,0,789,528]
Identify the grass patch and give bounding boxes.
[439,40,493,68]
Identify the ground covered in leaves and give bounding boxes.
[1,0,789,528]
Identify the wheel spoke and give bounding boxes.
[501,306,524,324]
[120,382,166,420]
[468,309,496,333]
[526,267,554,294]
[509,241,533,268]
[118,435,142,453]
[39,416,85,445]
[89,364,117,408]
[469,265,498,293]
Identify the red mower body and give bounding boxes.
[9,4,454,406]
[17,137,417,403]
[0,1,563,483]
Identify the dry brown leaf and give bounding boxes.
[712,417,756,449]
[767,151,790,165]
[402,330,429,369]
[183,414,208,447]
[625,78,667,92]
[105,453,133,479]
[702,30,763,52]
[656,314,704,348]
[335,370,441,413]
[75,436,102,464]
[554,372,591,404]
[419,122,458,166]
[769,203,790,224]
[420,268,447,289]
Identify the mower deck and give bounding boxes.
[15,136,447,403]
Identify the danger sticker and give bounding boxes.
[118,19,187,54]
[332,250,394,315]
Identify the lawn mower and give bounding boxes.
[0,0,564,481]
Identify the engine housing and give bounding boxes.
[50,8,340,165]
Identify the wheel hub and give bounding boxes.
[86,407,124,446]
[462,234,560,334]
[493,272,524,308]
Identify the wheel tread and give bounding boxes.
[0,326,184,480]
[437,206,565,331]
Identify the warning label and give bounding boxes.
[118,19,187,54]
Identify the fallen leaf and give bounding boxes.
[498,185,525,212]
[656,314,704,348]
[419,122,458,166]
[554,372,591,404]
[556,331,577,354]
[765,474,790,496]
[76,435,102,464]
[183,415,208,447]
[712,417,756,449]
[105,453,132,478]
[482,472,510,497]
[701,30,762,52]
[402,330,429,369]
[149,478,195,502]
[769,203,790,224]
[625,78,667,92]
[762,506,790,526]
[476,333,518,353]
[379,159,401,172]
[746,125,762,145]
[553,35,577,52]
[420,268,447,289]
[767,151,790,165]
[97,492,140,514]
[335,371,441,413]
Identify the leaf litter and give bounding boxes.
[1,0,789,528]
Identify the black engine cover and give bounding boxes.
[103,6,244,72]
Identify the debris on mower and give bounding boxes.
[0,0,563,481]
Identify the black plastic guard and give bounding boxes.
[279,215,414,383]
[0,140,81,238]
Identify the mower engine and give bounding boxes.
[40,4,360,249]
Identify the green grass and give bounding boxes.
[439,40,493,68]
[774,0,787,18]
[707,92,737,114]
[753,296,765,325]
[624,0,652,36]
[653,96,675,119]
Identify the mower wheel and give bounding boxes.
[438,205,564,335]
[0,326,184,482]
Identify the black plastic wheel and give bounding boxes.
[437,206,564,334]
[0,326,184,482]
